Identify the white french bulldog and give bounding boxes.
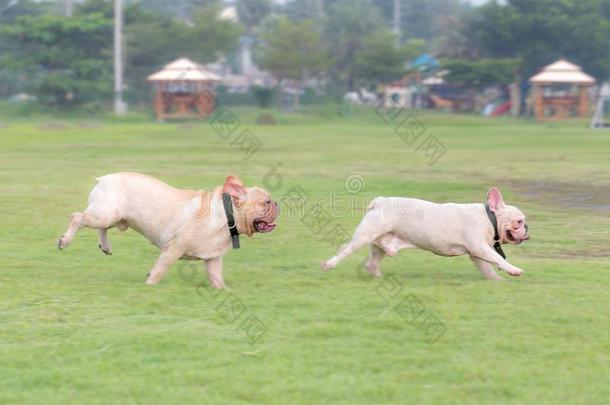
[321,187,529,280]
[58,173,278,287]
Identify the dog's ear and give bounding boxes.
[223,175,247,204]
[487,187,506,212]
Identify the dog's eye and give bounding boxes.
[517,220,523,225]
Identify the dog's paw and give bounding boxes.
[145,272,160,285]
[506,267,524,277]
[366,265,382,277]
[57,235,66,250]
[98,244,112,255]
[209,281,226,289]
[320,261,332,272]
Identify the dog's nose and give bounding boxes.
[525,223,529,231]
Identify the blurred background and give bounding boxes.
[1,0,609,124]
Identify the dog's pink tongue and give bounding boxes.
[261,223,276,232]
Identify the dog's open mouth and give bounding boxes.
[254,220,276,233]
[506,229,527,244]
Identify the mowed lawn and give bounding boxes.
[0,110,609,404]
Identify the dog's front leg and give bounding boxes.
[146,246,184,285]
[471,245,524,277]
[469,255,503,280]
[205,257,225,289]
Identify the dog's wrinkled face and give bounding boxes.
[223,176,278,236]
[244,186,278,233]
[487,187,529,245]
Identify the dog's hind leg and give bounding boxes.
[375,233,415,256]
[98,229,112,255]
[363,234,415,277]
[366,244,385,277]
[97,220,128,255]
[321,214,389,271]
[58,208,120,250]
[58,212,84,249]
[59,176,124,251]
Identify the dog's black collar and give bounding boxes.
[222,193,240,249]
[485,204,506,259]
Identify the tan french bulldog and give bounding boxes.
[58,173,278,287]
[321,187,529,280]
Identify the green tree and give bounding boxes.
[442,58,521,89]
[324,0,385,90]
[79,0,241,103]
[435,13,478,59]
[257,18,327,108]
[122,8,192,102]
[284,0,325,22]
[353,30,406,84]
[0,0,52,97]
[466,0,610,79]
[134,0,221,20]
[2,11,112,107]
[375,0,467,43]
[0,0,50,23]
[189,6,243,63]
[236,0,272,33]
[0,0,242,106]
[402,38,427,61]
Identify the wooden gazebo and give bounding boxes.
[147,58,221,120]
[529,59,595,121]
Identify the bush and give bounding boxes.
[251,86,274,108]
[256,111,277,125]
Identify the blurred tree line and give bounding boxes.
[0,0,609,109]
[0,0,240,107]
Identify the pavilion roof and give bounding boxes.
[529,59,595,84]
[147,58,222,82]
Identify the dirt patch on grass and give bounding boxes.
[77,121,104,129]
[531,247,610,259]
[561,248,610,258]
[507,179,610,212]
[39,122,67,130]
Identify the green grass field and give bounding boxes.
[1,110,609,404]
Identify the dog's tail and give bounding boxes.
[94,174,110,183]
[366,197,382,212]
